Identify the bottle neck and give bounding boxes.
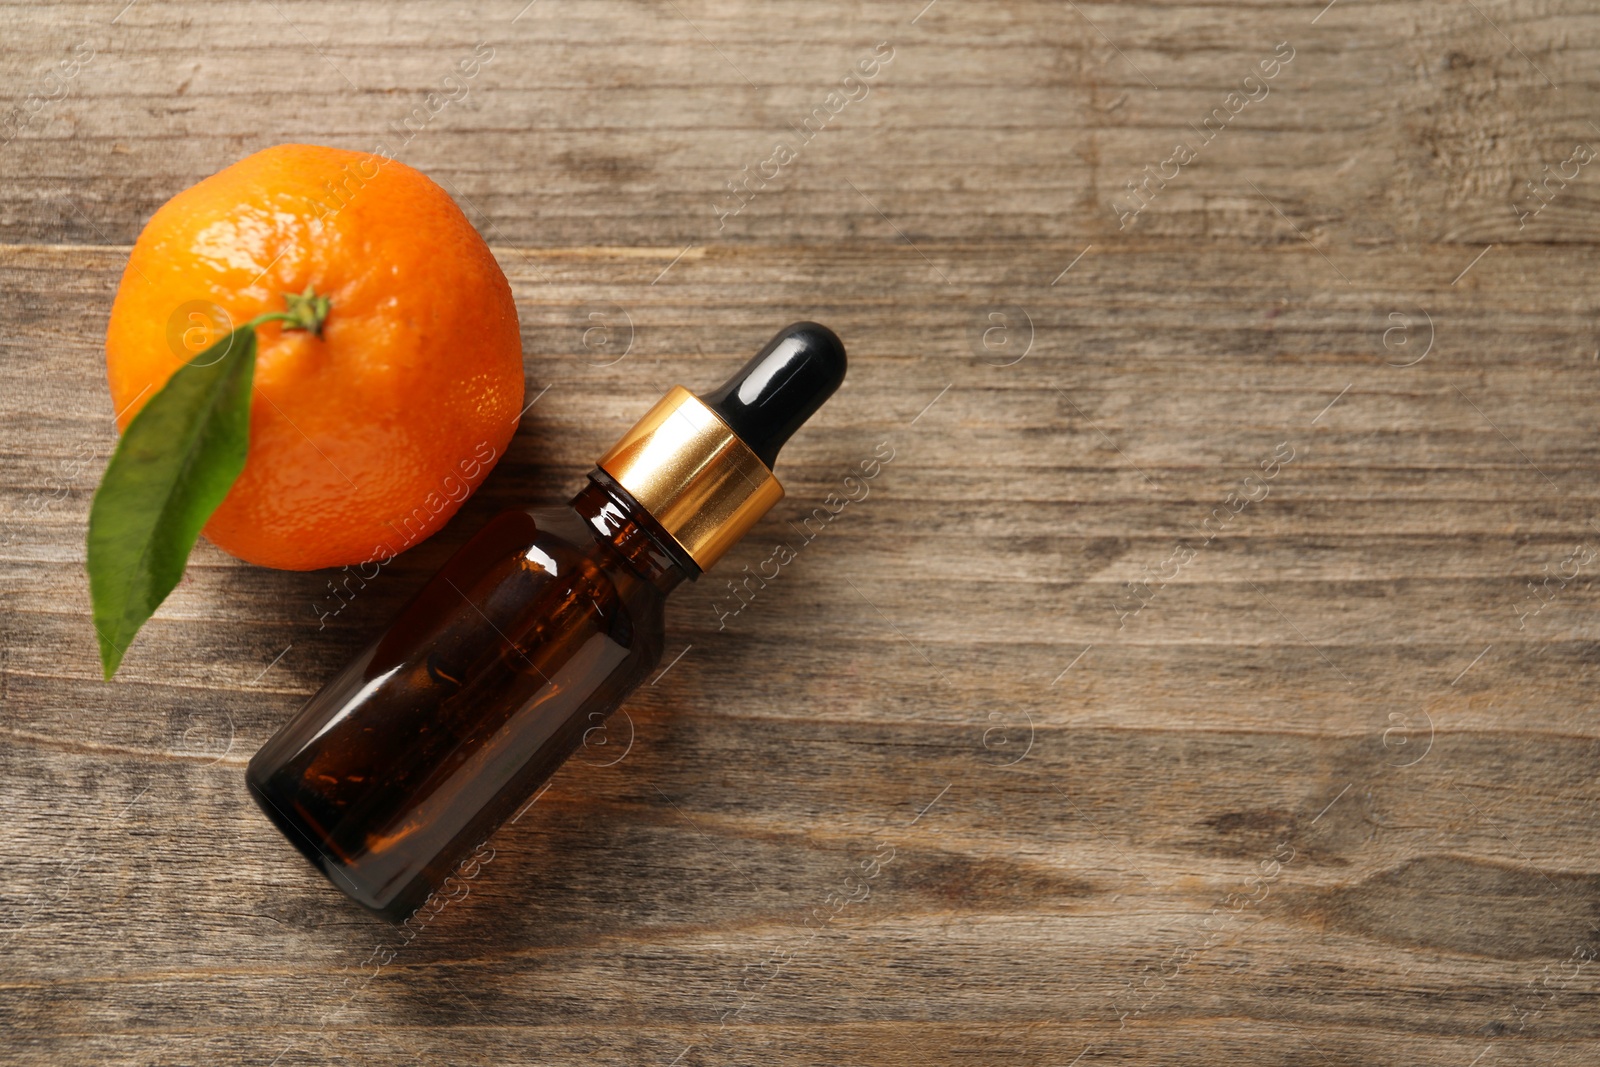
[571,473,697,595]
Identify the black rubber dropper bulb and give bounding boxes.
[698,322,848,468]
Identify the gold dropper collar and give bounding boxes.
[598,386,783,572]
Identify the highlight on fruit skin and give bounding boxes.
[90,143,525,677]
[103,142,525,572]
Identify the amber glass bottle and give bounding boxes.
[247,323,846,919]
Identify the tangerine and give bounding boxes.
[105,143,524,571]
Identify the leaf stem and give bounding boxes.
[247,284,332,336]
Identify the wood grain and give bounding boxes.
[5,1,1600,1064]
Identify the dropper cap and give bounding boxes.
[597,323,847,572]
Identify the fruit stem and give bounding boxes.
[247,285,332,336]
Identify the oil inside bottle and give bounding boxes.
[247,479,687,918]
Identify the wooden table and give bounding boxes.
[5,2,1598,1064]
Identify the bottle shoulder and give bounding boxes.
[505,503,669,600]
[463,504,661,597]
[363,504,665,677]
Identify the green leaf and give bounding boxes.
[88,326,258,678]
